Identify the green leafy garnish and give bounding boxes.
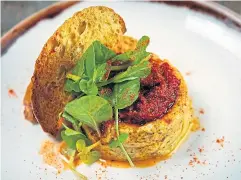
[61,124,90,150]
[113,79,140,109]
[96,59,150,87]
[72,57,85,77]
[62,112,79,129]
[112,36,150,65]
[99,87,114,106]
[76,139,101,165]
[62,35,152,169]
[79,79,98,95]
[64,41,116,94]
[64,95,113,137]
[113,108,135,167]
[109,133,129,148]
[62,112,82,132]
[91,41,116,66]
[64,79,81,92]
[94,62,111,82]
[106,80,139,167]
[112,58,151,83]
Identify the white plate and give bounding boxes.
[1,2,241,180]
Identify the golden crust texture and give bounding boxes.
[84,62,194,161]
[31,6,126,136]
[83,38,194,161]
[23,36,137,125]
[24,6,195,161]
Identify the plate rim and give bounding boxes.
[1,1,241,54]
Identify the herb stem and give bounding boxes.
[87,140,101,152]
[69,164,88,180]
[114,108,135,167]
[76,140,101,159]
[119,143,135,167]
[97,77,115,87]
[60,155,87,180]
[115,108,119,137]
[111,63,131,71]
[66,73,81,82]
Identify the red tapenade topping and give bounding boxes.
[119,59,180,125]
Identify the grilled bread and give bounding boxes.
[30,6,126,136]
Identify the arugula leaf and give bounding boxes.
[112,36,150,64]
[94,62,111,82]
[61,124,90,149]
[62,112,78,125]
[92,41,116,66]
[81,151,100,165]
[76,139,101,165]
[62,124,81,136]
[136,35,150,50]
[61,131,86,150]
[99,79,140,111]
[114,79,140,109]
[64,95,113,136]
[79,79,98,95]
[84,45,96,78]
[76,139,87,154]
[109,139,119,149]
[131,51,150,65]
[97,58,151,87]
[62,112,83,132]
[99,87,114,106]
[64,41,115,93]
[119,133,129,142]
[112,51,132,62]
[109,133,129,148]
[71,57,85,77]
[84,41,116,79]
[64,79,81,92]
[113,60,151,83]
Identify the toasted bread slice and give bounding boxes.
[31,6,126,136]
[23,35,137,124]
[23,81,37,123]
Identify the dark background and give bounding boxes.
[1,1,241,36]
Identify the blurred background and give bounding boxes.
[1,1,241,36]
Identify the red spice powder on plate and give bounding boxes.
[198,147,204,153]
[8,88,17,97]
[216,136,225,147]
[199,108,205,114]
[185,71,191,76]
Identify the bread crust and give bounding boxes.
[83,57,194,161]
[31,6,126,136]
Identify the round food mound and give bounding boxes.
[119,60,180,125]
[83,58,194,161]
